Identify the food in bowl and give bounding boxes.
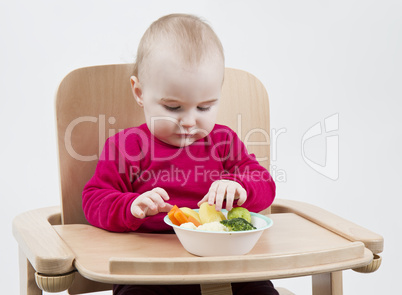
[168,204,256,232]
[198,202,226,224]
[227,206,252,223]
[197,221,229,232]
[168,205,202,227]
[179,207,202,224]
[221,217,256,231]
[163,207,273,256]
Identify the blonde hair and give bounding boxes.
[133,14,224,79]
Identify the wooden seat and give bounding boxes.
[12,64,383,295]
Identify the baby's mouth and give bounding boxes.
[177,133,194,138]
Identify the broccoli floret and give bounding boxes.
[220,218,256,231]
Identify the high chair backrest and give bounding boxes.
[56,65,271,225]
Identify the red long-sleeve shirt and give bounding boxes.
[82,124,275,232]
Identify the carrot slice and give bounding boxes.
[174,209,189,225]
[168,205,181,226]
[187,216,201,227]
[169,205,179,214]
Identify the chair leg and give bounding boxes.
[19,248,42,295]
[312,271,343,295]
[200,283,232,295]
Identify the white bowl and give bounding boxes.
[163,210,273,256]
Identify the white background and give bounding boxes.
[1,0,401,294]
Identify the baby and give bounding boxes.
[83,13,277,295]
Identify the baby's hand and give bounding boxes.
[131,187,173,219]
[197,180,247,212]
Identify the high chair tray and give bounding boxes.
[53,213,373,285]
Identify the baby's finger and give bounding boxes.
[159,203,174,212]
[197,194,209,207]
[148,190,171,209]
[131,205,146,219]
[152,187,170,201]
[141,196,158,211]
[236,187,247,206]
[146,191,174,213]
[225,184,237,211]
[205,181,219,205]
[213,182,227,211]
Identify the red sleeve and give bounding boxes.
[82,135,146,232]
[216,127,276,212]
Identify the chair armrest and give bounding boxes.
[12,206,75,275]
[271,199,384,254]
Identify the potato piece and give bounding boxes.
[218,210,227,221]
[199,203,224,224]
[180,207,202,224]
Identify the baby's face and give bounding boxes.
[134,48,224,147]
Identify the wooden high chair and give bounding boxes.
[13,64,383,295]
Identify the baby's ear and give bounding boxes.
[130,76,144,107]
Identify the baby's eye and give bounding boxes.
[197,106,211,112]
[163,105,181,112]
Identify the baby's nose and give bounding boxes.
[180,114,196,128]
